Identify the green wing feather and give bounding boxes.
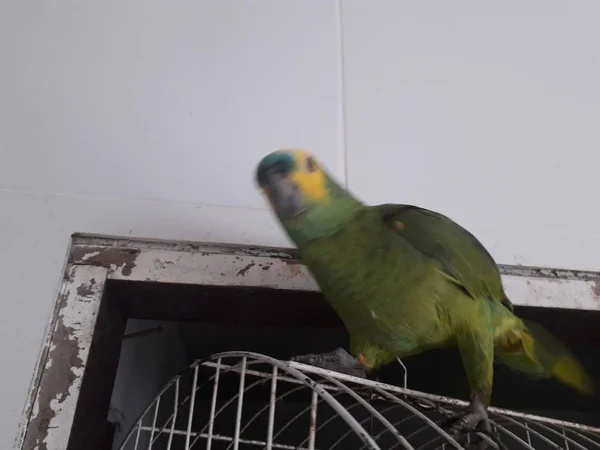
[374,203,512,310]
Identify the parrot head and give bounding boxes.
[255,149,336,220]
[255,149,363,244]
[255,149,363,245]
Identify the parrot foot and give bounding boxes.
[442,396,496,450]
[289,347,368,378]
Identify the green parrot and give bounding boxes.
[255,148,594,443]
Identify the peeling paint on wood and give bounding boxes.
[503,275,600,310]
[69,233,301,261]
[19,233,600,450]
[592,279,600,298]
[20,265,108,450]
[69,246,139,277]
[70,233,600,280]
[236,262,255,277]
[108,249,320,291]
[14,276,71,450]
[102,244,600,310]
[499,265,600,282]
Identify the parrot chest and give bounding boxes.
[300,218,453,355]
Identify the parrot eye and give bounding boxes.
[306,157,318,173]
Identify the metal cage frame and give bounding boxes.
[119,351,600,450]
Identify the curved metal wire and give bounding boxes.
[118,351,600,450]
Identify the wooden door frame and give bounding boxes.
[15,233,600,449]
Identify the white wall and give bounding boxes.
[1,1,599,448]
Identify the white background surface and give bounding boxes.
[2,1,600,447]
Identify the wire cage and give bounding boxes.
[118,351,600,450]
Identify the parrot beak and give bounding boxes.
[256,151,308,220]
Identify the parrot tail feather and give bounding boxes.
[496,319,594,396]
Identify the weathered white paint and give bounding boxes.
[20,265,108,450]
[109,249,319,291]
[106,243,600,310]
[2,2,600,448]
[18,237,600,447]
[503,276,600,310]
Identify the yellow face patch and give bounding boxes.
[288,150,330,204]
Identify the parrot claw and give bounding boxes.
[289,347,368,378]
[442,397,495,450]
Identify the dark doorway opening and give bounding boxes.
[68,280,600,449]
